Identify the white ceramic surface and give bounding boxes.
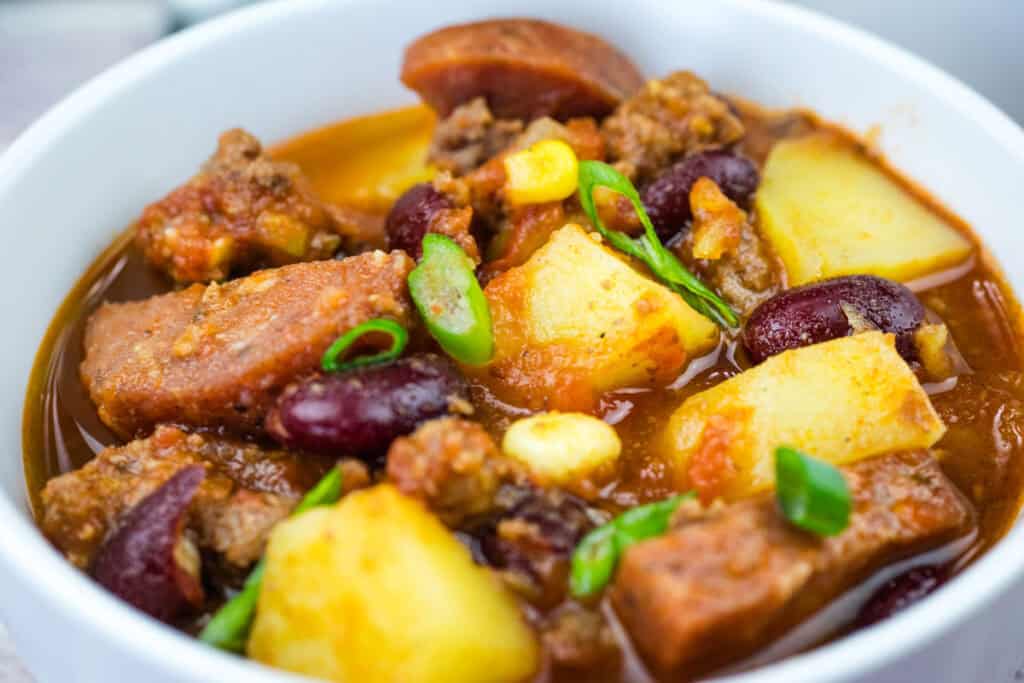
[2,1,1024,682]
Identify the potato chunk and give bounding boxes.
[662,331,945,500]
[503,411,621,487]
[756,134,972,285]
[484,224,719,410]
[248,485,538,683]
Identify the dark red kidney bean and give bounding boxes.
[92,466,205,623]
[266,353,469,461]
[642,150,758,240]
[856,565,948,628]
[385,183,452,258]
[742,275,925,363]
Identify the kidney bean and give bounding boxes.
[642,150,758,240]
[742,275,925,363]
[266,353,469,461]
[385,183,452,258]
[855,565,948,628]
[92,466,205,623]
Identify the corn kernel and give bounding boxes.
[502,411,621,485]
[503,139,579,206]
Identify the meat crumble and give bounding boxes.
[134,129,350,283]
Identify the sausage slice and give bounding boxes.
[81,253,414,438]
[401,19,644,120]
[611,451,972,676]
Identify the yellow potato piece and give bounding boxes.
[272,105,436,213]
[248,485,538,683]
[484,224,719,409]
[756,134,972,285]
[662,331,945,499]
[503,139,579,206]
[503,411,621,486]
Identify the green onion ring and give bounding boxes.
[321,318,408,373]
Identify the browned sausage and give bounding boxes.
[611,451,971,675]
[80,253,414,438]
[401,19,644,120]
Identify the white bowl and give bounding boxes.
[2,1,1023,681]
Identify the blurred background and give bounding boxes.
[0,0,1022,679]
[1,0,1023,150]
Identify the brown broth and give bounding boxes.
[21,103,1024,680]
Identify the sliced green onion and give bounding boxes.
[408,233,494,365]
[613,495,687,547]
[200,467,344,652]
[196,564,264,653]
[576,160,738,329]
[289,464,345,515]
[570,492,695,599]
[775,446,851,537]
[569,525,618,599]
[321,318,408,373]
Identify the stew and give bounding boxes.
[23,18,1024,683]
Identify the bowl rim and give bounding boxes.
[3,0,1024,682]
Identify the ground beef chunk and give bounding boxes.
[436,114,603,261]
[133,129,348,283]
[541,602,620,671]
[678,215,782,314]
[602,71,745,184]
[81,253,413,438]
[610,451,972,675]
[511,116,605,160]
[430,103,603,219]
[40,426,331,570]
[191,489,294,571]
[386,417,524,527]
[402,19,643,121]
[428,98,524,175]
[482,485,599,607]
[424,204,478,263]
[385,417,599,606]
